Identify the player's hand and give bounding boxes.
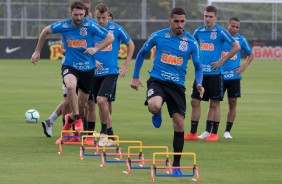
[119,64,128,78]
[84,47,97,55]
[130,78,143,91]
[211,59,224,71]
[31,52,40,65]
[235,64,247,75]
[196,84,205,98]
[95,60,103,70]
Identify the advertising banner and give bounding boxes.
[0,39,36,59]
[0,39,281,60]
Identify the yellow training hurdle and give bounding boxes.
[151,152,199,182]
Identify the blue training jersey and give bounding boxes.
[222,33,252,80]
[140,28,201,87]
[93,21,131,76]
[193,24,235,75]
[50,18,109,71]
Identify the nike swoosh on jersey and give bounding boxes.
[5,46,21,54]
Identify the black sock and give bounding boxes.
[206,120,213,133]
[87,121,95,135]
[100,123,107,135]
[211,121,220,134]
[173,131,184,166]
[83,117,87,130]
[74,114,81,120]
[107,127,115,140]
[190,121,199,134]
[68,116,74,124]
[225,122,233,132]
[62,117,65,126]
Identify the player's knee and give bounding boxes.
[87,100,95,111]
[228,99,237,108]
[78,100,87,110]
[66,83,76,93]
[190,98,200,108]
[96,96,108,107]
[148,104,161,114]
[209,100,220,109]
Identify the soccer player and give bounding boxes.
[131,7,204,174]
[31,1,114,141]
[222,17,254,139]
[184,5,240,142]
[84,3,135,146]
[41,0,92,138]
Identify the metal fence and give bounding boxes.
[1,0,282,40]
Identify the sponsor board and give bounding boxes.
[0,39,36,59]
[0,39,281,60]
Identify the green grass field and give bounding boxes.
[0,59,281,184]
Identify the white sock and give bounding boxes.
[49,112,58,125]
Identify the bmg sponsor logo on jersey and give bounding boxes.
[67,39,87,48]
[95,43,112,51]
[200,43,214,51]
[161,53,183,66]
[221,52,237,60]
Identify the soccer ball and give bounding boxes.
[24,109,40,123]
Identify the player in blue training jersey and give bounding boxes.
[84,3,135,146]
[41,0,92,139]
[131,7,204,175]
[31,1,114,142]
[222,17,254,139]
[184,5,240,142]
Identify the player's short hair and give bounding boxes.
[71,1,88,17]
[170,7,186,18]
[95,3,109,14]
[205,5,217,15]
[80,0,90,4]
[229,17,240,22]
[109,12,114,20]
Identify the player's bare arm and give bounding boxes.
[119,39,135,77]
[85,32,114,56]
[31,26,52,64]
[211,41,241,71]
[130,78,143,91]
[236,52,254,74]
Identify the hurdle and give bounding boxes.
[125,145,170,175]
[100,140,143,168]
[57,130,98,155]
[80,134,120,160]
[150,152,199,182]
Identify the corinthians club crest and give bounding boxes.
[179,41,188,51]
[80,27,87,36]
[210,31,217,40]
